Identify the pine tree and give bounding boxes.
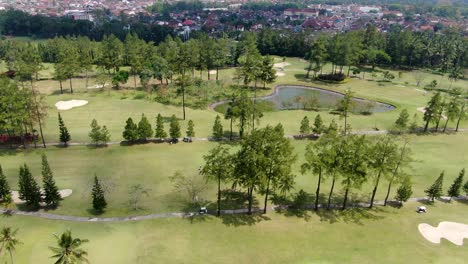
[394,109,409,132]
[91,175,107,212]
[18,164,41,207]
[299,116,310,135]
[326,119,338,135]
[463,179,468,195]
[395,178,413,205]
[212,115,223,140]
[448,168,465,200]
[313,114,324,134]
[169,115,181,139]
[155,113,167,140]
[89,119,102,145]
[0,165,11,201]
[58,113,71,145]
[186,120,195,138]
[99,126,111,145]
[137,114,153,140]
[425,171,444,202]
[41,154,61,206]
[122,117,138,142]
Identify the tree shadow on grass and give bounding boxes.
[315,207,385,225]
[220,213,270,227]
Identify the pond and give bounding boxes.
[213,85,395,114]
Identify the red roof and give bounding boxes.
[182,20,195,26]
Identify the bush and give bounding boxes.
[316,73,346,82]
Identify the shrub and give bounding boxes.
[316,73,346,82]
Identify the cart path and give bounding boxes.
[1,196,466,223]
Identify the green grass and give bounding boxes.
[0,134,466,217]
[1,201,467,263]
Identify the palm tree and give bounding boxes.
[50,230,89,264]
[0,226,21,264]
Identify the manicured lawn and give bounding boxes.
[1,201,467,263]
[0,133,466,217]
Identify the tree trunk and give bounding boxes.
[327,175,336,210]
[344,113,348,135]
[347,66,351,77]
[182,87,186,120]
[315,168,322,210]
[384,177,394,206]
[30,81,46,148]
[443,117,449,133]
[247,186,253,215]
[59,80,63,94]
[369,170,382,208]
[85,70,89,89]
[263,174,272,214]
[230,118,233,141]
[384,141,407,206]
[69,78,73,94]
[10,249,14,264]
[455,104,465,132]
[217,174,221,217]
[306,63,312,78]
[216,66,219,81]
[342,185,350,210]
[208,68,210,80]
[133,74,137,89]
[424,119,430,132]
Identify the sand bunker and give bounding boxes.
[55,100,88,110]
[273,62,291,68]
[419,222,468,246]
[276,72,285,77]
[87,84,108,89]
[11,189,73,204]
[417,107,447,120]
[209,70,217,75]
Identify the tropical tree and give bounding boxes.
[302,140,326,210]
[259,55,276,88]
[384,139,412,206]
[58,113,71,145]
[0,227,21,264]
[313,114,324,134]
[122,117,138,142]
[201,145,233,217]
[425,171,444,202]
[41,154,61,207]
[88,119,110,146]
[447,168,465,200]
[175,75,191,120]
[49,230,89,264]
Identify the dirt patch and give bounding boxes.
[276,72,285,77]
[418,222,468,246]
[209,70,217,75]
[11,189,73,204]
[55,100,88,110]
[273,62,291,68]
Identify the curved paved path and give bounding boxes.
[1,196,466,223]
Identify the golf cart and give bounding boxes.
[417,206,427,213]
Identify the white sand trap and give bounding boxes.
[418,222,468,246]
[11,189,73,204]
[417,107,447,120]
[273,62,291,68]
[55,100,88,110]
[209,70,217,75]
[87,83,108,89]
[276,72,285,77]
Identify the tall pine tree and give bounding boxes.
[169,115,181,139]
[0,165,11,201]
[58,113,71,145]
[212,115,223,140]
[155,113,167,140]
[18,164,42,207]
[91,175,107,212]
[447,168,465,200]
[425,171,444,202]
[41,154,61,206]
[299,116,310,135]
[186,120,195,138]
[137,114,153,140]
[123,117,139,142]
